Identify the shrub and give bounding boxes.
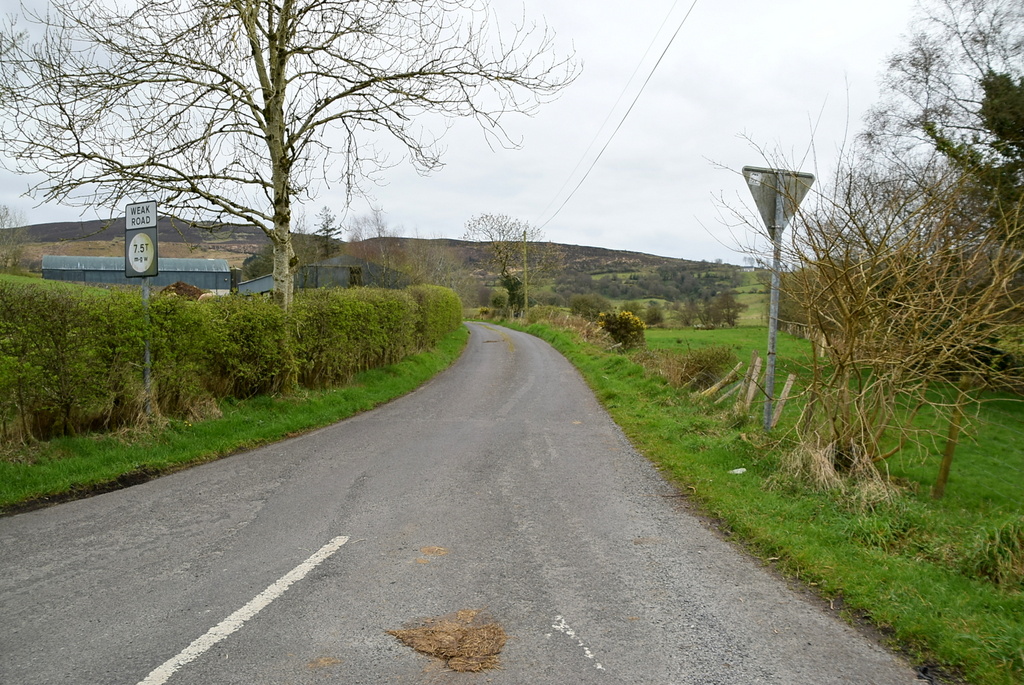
[0,281,463,446]
[290,288,418,388]
[642,302,665,327]
[0,282,116,439]
[407,284,462,350]
[149,295,219,419]
[490,291,508,310]
[89,289,148,428]
[598,310,646,349]
[201,295,293,398]
[569,293,611,321]
[290,289,354,388]
[343,288,418,369]
[639,344,737,390]
[521,307,610,346]
[526,305,562,324]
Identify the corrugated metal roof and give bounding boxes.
[237,274,273,294]
[42,255,230,272]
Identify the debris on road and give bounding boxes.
[387,609,507,673]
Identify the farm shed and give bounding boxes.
[237,255,406,294]
[297,255,408,289]
[42,255,232,293]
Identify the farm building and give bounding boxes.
[42,256,232,293]
[237,255,406,294]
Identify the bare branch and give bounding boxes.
[0,0,578,306]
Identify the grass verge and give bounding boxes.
[0,325,469,514]
[510,320,1023,685]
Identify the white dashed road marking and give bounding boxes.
[550,615,606,671]
[137,535,350,685]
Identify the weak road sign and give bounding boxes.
[125,201,159,278]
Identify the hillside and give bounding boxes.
[341,237,753,311]
[20,221,751,305]
[22,218,269,269]
[415,238,711,273]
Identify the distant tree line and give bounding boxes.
[553,264,745,304]
[568,289,747,329]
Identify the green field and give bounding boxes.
[647,325,1022,511]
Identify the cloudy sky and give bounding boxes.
[0,0,921,264]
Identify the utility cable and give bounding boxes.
[533,0,684,223]
[537,0,700,230]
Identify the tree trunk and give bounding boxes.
[271,231,295,309]
[933,379,971,500]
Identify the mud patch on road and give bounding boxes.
[420,545,449,556]
[387,609,507,673]
[307,656,342,669]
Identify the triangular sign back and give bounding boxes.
[742,166,814,233]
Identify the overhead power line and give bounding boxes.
[536,0,700,230]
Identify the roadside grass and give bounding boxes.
[509,321,1023,685]
[0,273,42,284]
[646,325,810,393]
[0,271,107,293]
[0,325,469,513]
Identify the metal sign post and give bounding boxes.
[742,167,814,431]
[125,201,159,416]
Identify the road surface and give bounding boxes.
[0,322,917,683]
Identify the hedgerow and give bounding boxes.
[408,285,463,349]
[0,282,462,444]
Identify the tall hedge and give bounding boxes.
[148,295,215,418]
[0,283,141,439]
[408,284,463,350]
[0,281,462,444]
[290,288,417,388]
[202,295,293,399]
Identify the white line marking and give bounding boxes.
[137,536,350,685]
[552,615,605,671]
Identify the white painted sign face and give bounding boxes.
[125,200,159,278]
[128,231,156,274]
[126,201,157,229]
[741,166,814,233]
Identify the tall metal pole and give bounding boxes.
[763,196,784,431]
[522,228,528,320]
[743,166,813,432]
[143,277,152,417]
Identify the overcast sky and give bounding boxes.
[0,0,921,264]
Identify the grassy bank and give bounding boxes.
[0,325,468,513]
[512,320,1023,685]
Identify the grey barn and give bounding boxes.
[42,256,232,293]
[237,255,406,294]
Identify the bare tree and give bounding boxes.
[0,1,577,308]
[346,210,406,287]
[0,205,27,271]
[780,156,1024,492]
[401,238,476,305]
[866,0,1024,235]
[462,213,559,315]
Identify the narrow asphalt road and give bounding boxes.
[1,322,918,684]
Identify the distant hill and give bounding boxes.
[26,217,268,247]
[407,238,713,273]
[347,237,748,305]
[22,218,270,268]
[21,221,748,303]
